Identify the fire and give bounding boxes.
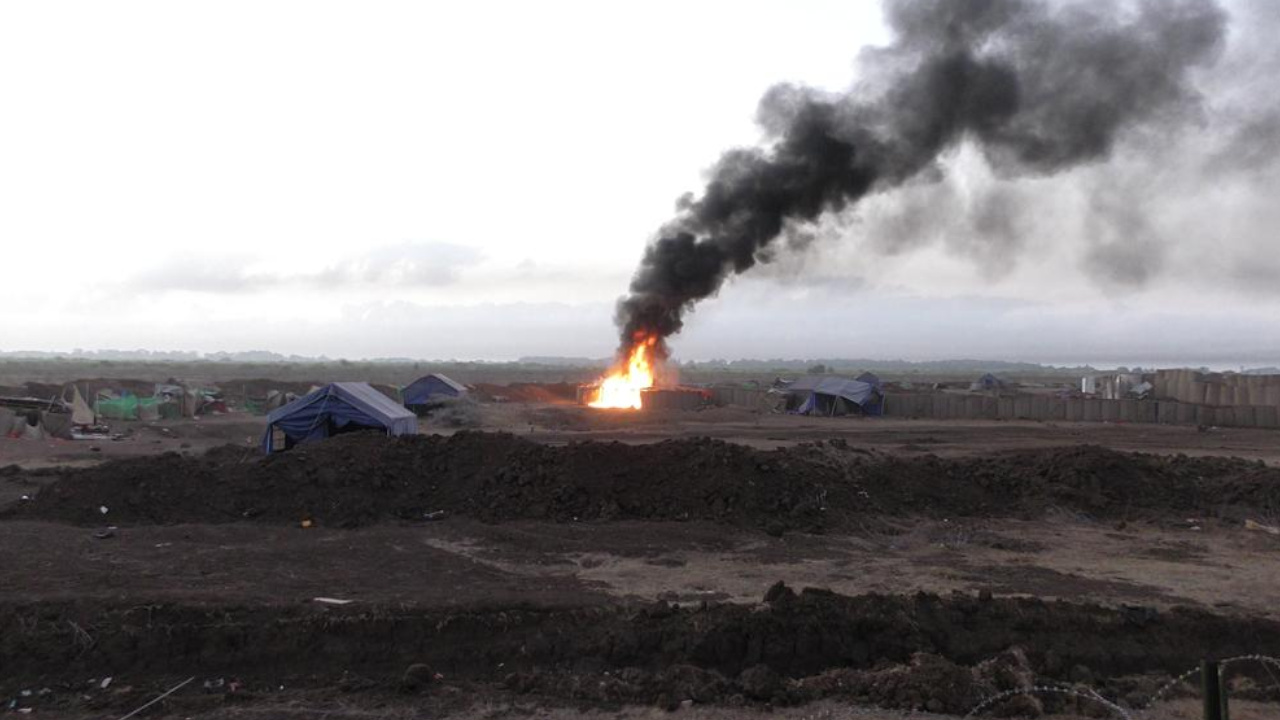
[588,335,657,409]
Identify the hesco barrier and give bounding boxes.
[1155,369,1280,409]
[882,393,1280,429]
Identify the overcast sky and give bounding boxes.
[2,1,1277,366]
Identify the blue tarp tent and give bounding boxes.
[970,373,1006,391]
[262,382,418,453]
[402,373,467,408]
[786,375,883,416]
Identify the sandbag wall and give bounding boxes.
[882,393,1280,429]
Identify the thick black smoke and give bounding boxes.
[615,0,1225,358]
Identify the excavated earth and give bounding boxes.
[5,431,1279,531]
[4,432,1280,717]
[5,585,1280,716]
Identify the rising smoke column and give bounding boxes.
[615,0,1226,359]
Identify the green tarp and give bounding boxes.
[96,395,139,420]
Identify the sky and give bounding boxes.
[1,1,1277,367]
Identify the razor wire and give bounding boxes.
[965,684,1133,720]
[964,654,1280,720]
[1143,654,1280,711]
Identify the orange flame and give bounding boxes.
[588,335,657,409]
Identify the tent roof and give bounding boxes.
[266,382,416,427]
[785,375,879,406]
[406,373,467,395]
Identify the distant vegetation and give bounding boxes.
[0,352,1134,390]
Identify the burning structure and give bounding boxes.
[586,0,1226,404]
[587,333,658,409]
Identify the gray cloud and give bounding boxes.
[133,241,484,294]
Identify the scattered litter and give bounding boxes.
[154,542,172,548]
[313,597,354,605]
[423,510,446,521]
[1245,519,1280,536]
[20,495,29,502]
[99,506,109,515]
[100,677,112,689]
[300,519,313,529]
[93,527,117,540]
[19,690,31,697]
[17,708,32,715]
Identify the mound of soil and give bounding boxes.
[470,382,579,403]
[5,433,1278,529]
[843,442,1280,519]
[5,586,1279,712]
[7,433,850,530]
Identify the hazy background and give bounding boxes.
[2,1,1277,367]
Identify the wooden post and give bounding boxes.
[1202,660,1223,720]
[1221,663,1231,720]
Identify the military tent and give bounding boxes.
[784,376,883,416]
[402,374,467,410]
[262,382,418,453]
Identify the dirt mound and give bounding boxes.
[5,586,1279,712]
[842,443,1280,520]
[6,434,1278,529]
[470,382,579,403]
[6,432,851,530]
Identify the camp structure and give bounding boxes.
[262,382,418,453]
[401,373,467,413]
[970,373,1007,392]
[0,396,73,440]
[781,376,883,416]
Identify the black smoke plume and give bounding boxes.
[615,0,1225,359]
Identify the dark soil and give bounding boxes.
[5,433,1279,530]
[470,382,579,403]
[5,586,1279,713]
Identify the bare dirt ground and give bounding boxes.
[3,517,1278,618]
[4,402,1279,471]
[2,389,1279,719]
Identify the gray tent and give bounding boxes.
[783,376,883,416]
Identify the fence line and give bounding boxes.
[881,393,1280,429]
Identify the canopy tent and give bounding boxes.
[785,376,883,416]
[262,382,418,453]
[402,373,467,407]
